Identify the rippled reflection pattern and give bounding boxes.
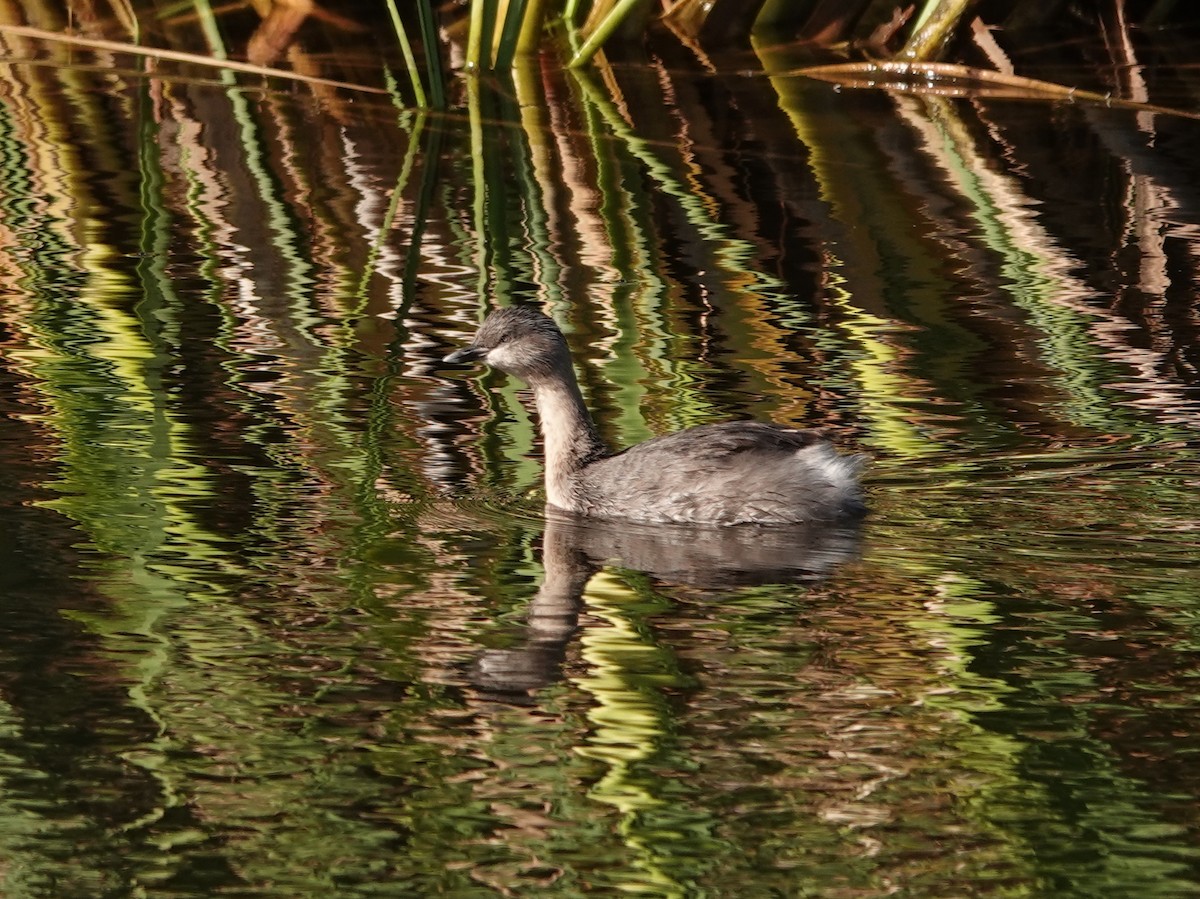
[0,32,1199,897]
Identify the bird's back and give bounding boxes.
[564,421,866,525]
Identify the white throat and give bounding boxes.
[532,380,598,510]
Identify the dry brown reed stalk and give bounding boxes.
[792,60,1200,121]
[0,23,388,94]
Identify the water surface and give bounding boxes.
[1,31,1200,896]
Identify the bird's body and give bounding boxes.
[445,307,866,525]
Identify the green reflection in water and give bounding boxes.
[758,48,961,459]
[905,97,1141,436]
[830,271,948,459]
[0,80,247,869]
[570,66,809,438]
[2,40,1200,897]
[573,570,707,897]
[0,65,453,890]
[569,71,661,448]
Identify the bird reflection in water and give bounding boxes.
[469,510,862,698]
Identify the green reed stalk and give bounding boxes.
[416,0,446,107]
[493,0,532,70]
[108,0,140,41]
[900,0,971,60]
[567,0,644,67]
[518,0,549,52]
[466,0,487,69]
[466,0,503,69]
[190,0,228,59]
[386,0,428,107]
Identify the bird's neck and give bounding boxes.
[529,374,607,508]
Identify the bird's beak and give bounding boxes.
[443,345,486,364]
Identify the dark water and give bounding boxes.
[1,30,1200,897]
